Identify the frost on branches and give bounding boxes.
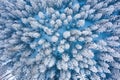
[0,0,120,80]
